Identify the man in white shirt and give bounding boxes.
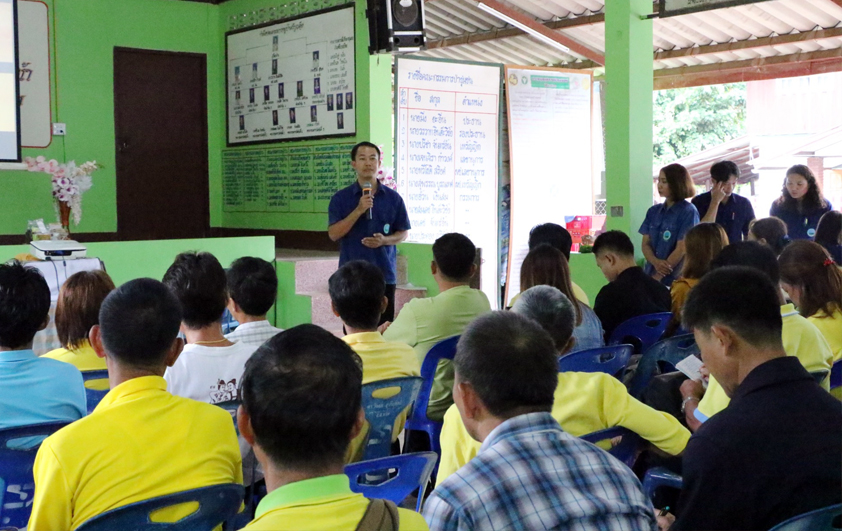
[225,257,283,348]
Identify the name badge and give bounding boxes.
[384,223,391,235]
[663,230,672,241]
[807,228,816,238]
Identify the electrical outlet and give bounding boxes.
[52,123,66,136]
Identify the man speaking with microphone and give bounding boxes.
[328,142,410,323]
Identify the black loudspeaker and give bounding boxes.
[367,0,426,54]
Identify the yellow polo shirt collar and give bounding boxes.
[94,375,167,412]
[255,474,355,519]
[343,331,386,347]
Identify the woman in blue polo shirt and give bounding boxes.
[639,163,700,286]
[769,165,833,240]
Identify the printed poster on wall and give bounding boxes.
[396,57,502,308]
[505,66,592,306]
[19,0,51,148]
[226,6,355,146]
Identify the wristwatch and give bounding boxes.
[681,395,699,415]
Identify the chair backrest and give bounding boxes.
[221,308,239,335]
[811,370,830,386]
[361,377,423,461]
[831,360,842,391]
[345,452,438,513]
[769,503,842,531]
[628,334,700,399]
[579,427,642,469]
[558,344,634,377]
[0,421,70,529]
[83,369,110,415]
[641,466,683,502]
[608,312,673,354]
[75,483,245,531]
[214,400,240,434]
[405,336,459,427]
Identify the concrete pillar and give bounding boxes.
[807,156,825,190]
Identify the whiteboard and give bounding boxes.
[396,57,502,309]
[19,0,50,148]
[226,6,355,146]
[505,66,593,306]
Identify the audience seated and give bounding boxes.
[592,231,671,339]
[671,267,842,531]
[520,244,604,351]
[779,240,842,363]
[224,257,282,347]
[383,233,490,422]
[0,261,85,430]
[436,285,689,483]
[43,270,115,373]
[163,252,256,403]
[424,310,658,531]
[747,216,790,256]
[328,260,421,462]
[521,222,589,304]
[27,278,242,530]
[236,325,428,531]
[681,242,833,430]
[814,210,842,265]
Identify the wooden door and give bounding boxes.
[114,47,209,240]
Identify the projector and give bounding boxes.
[30,240,88,260]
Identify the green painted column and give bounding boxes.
[604,0,653,255]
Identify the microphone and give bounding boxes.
[362,182,373,220]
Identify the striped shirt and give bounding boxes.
[423,412,657,531]
[224,320,283,348]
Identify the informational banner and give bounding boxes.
[505,66,592,306]
[226,6,355,146]
[19,0,50,148]
[396,57,502,308]
[659,0,773,17]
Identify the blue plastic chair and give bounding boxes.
[579,427,642,469]
[559,344,634,378]
[642,466,683,502]
[769,503,842,531]
[345,452,438,512]
[75,483,244,531]
[0,421,70,530]
[628,334,699,399]
[608,312,673,354]
[361,377,423,462]
[83,369,110,415]
[404,336,460,466]
[830,360,842,391]
[214,400,240,435]
[221,308,240,335]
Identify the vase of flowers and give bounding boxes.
[25,157,98,233]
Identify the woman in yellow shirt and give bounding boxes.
[779,240,842,363]
[669,223,729,330]
[43,270,115,373]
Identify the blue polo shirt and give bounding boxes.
[770,200,834,240]
[328,181,411,284]
[692,191,755,243]
[639,199,699,286]
[0,349,86,430]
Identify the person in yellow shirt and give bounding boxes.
[329,260,421,462]
[28,278,243,531]
[42,270,115,376]
[437,285,690,483]
[237,325,428,531]
[680,242,834,428]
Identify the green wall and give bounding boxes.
[569,253,607,305]
[397,242,438,297]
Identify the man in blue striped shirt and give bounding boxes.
[423,311,657,531]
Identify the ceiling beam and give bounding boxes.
[653,48,842,90]
[655,26,842,60]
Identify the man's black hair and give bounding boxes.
[432,233,476,281]
[328,260,385,330]
[163,252,228,329]
[710,160,740,183]
[455,311,557,417]
[592,230,635,257]
[227,257,278,317]
[0,261,51,349]
[710,241,780,284]
[350,141,380,160]
[528,223,573,260]
[99,278,182,369]
[240,324,363,470]
[683,266,782,348]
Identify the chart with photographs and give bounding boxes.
[226,6,355,146]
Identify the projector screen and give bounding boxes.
[0,0,20,162]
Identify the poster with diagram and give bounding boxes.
[226,6,355,146]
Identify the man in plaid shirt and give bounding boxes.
[423,311,657,531]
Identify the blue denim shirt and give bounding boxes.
[571,303,605,352]
[639,200,699,286]
[770,200,833,240]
